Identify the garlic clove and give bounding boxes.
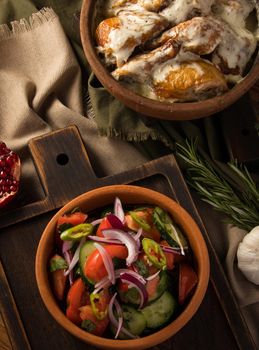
[237,226,259,285]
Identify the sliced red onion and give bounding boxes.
[94,243,115,284]
[93,277,112,294]
[160,245,183,255]
[116,268,146,285]
[93,268,146,294]
[108,293,137,339]
[170,224,186,255]
[133,228,142,241]
[88,235,121,245]
[107,214,125,230]
[62,240,73,254]
[115,317,123,339]
[132,228,142,249]
[90,218,103,226]
[114,197,125,223]
[120,272,148,308]
[146,269,161,281]
[102,229,139,266]
[95,275,110,289]
[63,250,73,285]
[64,238,86,276]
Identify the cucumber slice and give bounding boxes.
[119,271,168,305]
[141,291,176,329]
[153,207,188,248]
[79,241,96,284]
[113,305,146,339]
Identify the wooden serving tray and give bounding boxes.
[0,126,256,350]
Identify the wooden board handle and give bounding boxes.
[28,125,97,202]
[0,125,177,228]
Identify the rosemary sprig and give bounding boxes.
[176,139,259,232]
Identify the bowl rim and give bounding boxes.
[35,185,210,350]
[79,0,259,120]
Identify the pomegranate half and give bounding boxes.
[0,141,21,208]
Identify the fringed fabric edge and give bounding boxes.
[98,127,175,150]
[0,7,57,41]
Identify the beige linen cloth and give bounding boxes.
[0,7,259,349]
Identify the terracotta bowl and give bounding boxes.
[35,185,210,350]
[80,0,259,121]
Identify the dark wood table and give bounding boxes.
[0,81,259,350]
[0,102,258,349]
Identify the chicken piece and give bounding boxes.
[160,0,215,25]
[112,39,180,82]
[112,0,170,12]
[212,20,257,77]
[149,16,224,55]
[212,0,255,29]
[152,59,228,101]
[95,10,168,67]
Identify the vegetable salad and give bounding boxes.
[49,197,198,338]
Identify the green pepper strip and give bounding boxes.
[60,223,93,241]
[142,238,167,270]
[90,293,107,320]
[129,211,151,231]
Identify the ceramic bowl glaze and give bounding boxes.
[80,0,259,120]
[35,185,210,349]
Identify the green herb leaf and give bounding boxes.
[50,257,68,272]
[176,139,259,232]
[133,260,149,278]
[112,257,126,270]
[81,319,96,332]
[58,222,72,233]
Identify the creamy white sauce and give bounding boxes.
[160,0,215,24]
[140,0,169,12]
[112,40,179,82]
[97,0,259,102]
[214,24,256,70]
[167,16,223,55]
[152,50,203,83]
[212,0,254,29]
[106,10,167,66]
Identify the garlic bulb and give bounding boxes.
[237,226,259,285]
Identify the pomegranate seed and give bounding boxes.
[0,171,7,178]
[0,141,21,205]
[6,156,13,167]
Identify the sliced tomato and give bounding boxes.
[125,208,161,242]
[160,240,174,270]
[79,305,109,336]
[84,244,128,282]
[49,254,68,301]
[179,263,198,305]
[146,275,160,299]
[117,280,129,292]
[50,269,67,301]
[96,216,113,237]
[66,278,89,325]
[58,211,87,228]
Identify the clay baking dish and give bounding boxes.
[35,185,210,350]
[80,0,259,121]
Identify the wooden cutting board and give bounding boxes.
[0,125,256,350]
